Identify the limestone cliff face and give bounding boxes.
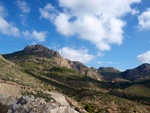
[2,44,102,81]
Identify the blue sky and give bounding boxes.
[0,0,150,71]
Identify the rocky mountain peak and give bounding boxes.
[22,44,62,58]
[23,44,46,53]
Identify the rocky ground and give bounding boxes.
[0,79,86,113]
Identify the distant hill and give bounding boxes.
[95,64,150,82]
[122,63,150,81]
[98,67,120,73]
[91,67,122,81]
[3,44,102,81]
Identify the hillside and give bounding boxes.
[3,44,102,81]
[0,54,41,88]
[1,45,150,112]
[122,63,150,81]
[92,67,122,81]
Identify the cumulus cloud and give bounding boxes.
[40,0,141,51]
[138,8,150,31]
[59,47,95,63]
[0,4,20,37]
[137,51,150,63]
[15,0,31,13]
[22,30,48,42]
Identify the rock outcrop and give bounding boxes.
[0,93,80,113]
[23,44,62,58]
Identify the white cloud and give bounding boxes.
[0,18,20,36]
[137,51,150,63]
[0,2,8,18]
[131,8,140,15]
[32,30,48,42]
[0,3,20,37]
[138,8,150,31]
[97,51,105,57]
[96,42,111,51]
[22,30,30,37]
[40,0,141,51]
[59,47,95,63]
[15,0,30,25]
[39,3,59,21]
[15,0,31,13]
[0,18,20,37]
[22,30,48,42]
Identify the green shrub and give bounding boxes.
[85,104,92,113]
[134,109,137,113]
[48,88,52,91]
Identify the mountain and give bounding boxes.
[96,64,150,82]
[98,67,120,73]
[96,67,122,81]
[23,44,62,58]
[2,44,62,61]
[3,44,102,81]
[122,63,150,81]
[1,49,150,112]
[4,44,150,82]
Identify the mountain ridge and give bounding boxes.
[1,46,150,112]
[2,44,102,81]
[122,63,150,81]
[2,44,150,82]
